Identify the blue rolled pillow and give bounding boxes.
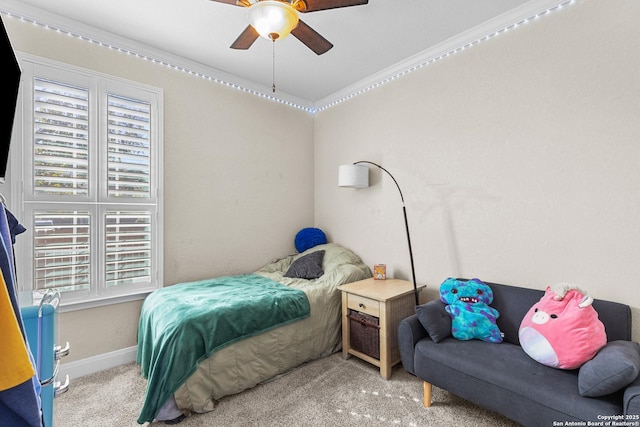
[295,228,327,253]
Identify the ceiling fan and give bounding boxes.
[211,0,369,55]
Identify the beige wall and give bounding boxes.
[3,0,640,362]
[315,0,640,341]
[3,18,315,362]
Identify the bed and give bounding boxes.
[136,243,371,424]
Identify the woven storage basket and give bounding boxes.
[348,310,380,359]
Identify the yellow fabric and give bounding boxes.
[0,271,35,391]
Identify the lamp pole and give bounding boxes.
[353,161,419,306]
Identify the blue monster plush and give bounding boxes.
[439,278,503,343]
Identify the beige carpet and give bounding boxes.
[56,353,521,426]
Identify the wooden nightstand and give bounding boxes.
[338,278,424,379]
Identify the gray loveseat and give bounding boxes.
[398,280,640,427]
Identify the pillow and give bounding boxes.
[519,285,606,369]
[284,250,325,279]
[578,341,640,397]
[439,278,503,343]
[415,300,451,343]
[294,228,327,253]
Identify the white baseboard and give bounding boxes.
[59,345,137,380]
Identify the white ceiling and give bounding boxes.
[1,0,570,109]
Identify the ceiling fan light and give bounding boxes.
[248,1,299,41]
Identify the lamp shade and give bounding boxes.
[248,1,299,41]
[338,164,369,188]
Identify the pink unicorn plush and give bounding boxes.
[519,284,606,370]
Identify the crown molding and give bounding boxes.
[1,0,575,114]
[314,0,576,112]
[0,0,315,112]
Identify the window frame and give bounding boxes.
[11,53,163,311]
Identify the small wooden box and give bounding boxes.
[373,264,386,280]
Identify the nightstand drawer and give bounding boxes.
[347,294,380,317]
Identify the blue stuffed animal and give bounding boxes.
[440,278,503,343]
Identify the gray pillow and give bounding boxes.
[415,299,451,343]
[578,340,640,397]
[284,250,325,279]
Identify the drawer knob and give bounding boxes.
[358,303,365,308]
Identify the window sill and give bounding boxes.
[19,288,156,312]
[58,291,153,313]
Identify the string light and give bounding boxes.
[315,0,575,112]
[0,0,575,115]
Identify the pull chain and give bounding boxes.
[272,39,276,93]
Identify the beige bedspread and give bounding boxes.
[173,243,371,414]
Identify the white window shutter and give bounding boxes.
[105,211,152,288]
[107,94,151,199]
[33,210,91,292]
[17,55,163,306]
[33,77,90,196]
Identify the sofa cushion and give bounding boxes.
[415,300,451,343]
[578,341,640,397]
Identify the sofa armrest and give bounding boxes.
[624,374,640,416]
[398,314,428,375]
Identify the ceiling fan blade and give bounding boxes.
[230,25,260,50]
[209,0,246,6]
[291,20,333,55]
[298,0,368,13]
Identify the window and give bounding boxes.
[13,55,163,307]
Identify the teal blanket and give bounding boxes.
[136,274,310,423]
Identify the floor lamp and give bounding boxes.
[338,161,419,306]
